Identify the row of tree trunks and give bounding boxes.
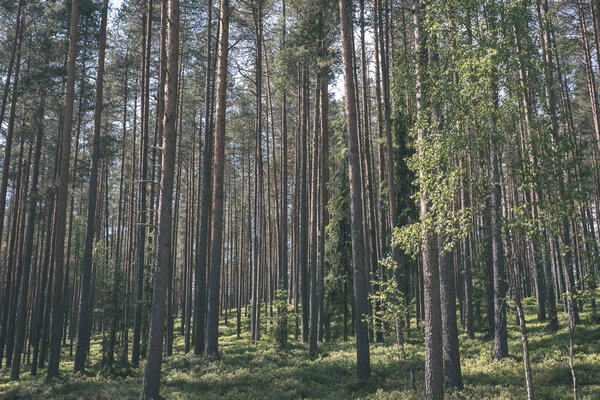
[339,0,371,381]
[47,0,79,380]
[73,0,109,374]
[205,0,230,358]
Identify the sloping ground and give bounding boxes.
[1,297,599,399]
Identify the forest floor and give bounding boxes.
[1,296,599,399]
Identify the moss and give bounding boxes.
[1,294,599,399]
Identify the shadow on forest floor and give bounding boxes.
[0,294,599,399]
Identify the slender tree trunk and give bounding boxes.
[278,0,289,347]
[47,0,79,379]
[4,135,27,369]
[578,0,600,157]
[460,160,475,339]
[486,3,509,361]
[9,72,47,382]
[534,0,559,333]
[74,0,108,373]
[30,82,51,375]
[250,0,265,344]
[309,80,321,356]
[510,253,535,400]
[0,0,24,267]
[0,17,23,368]
[318,78,330,343]
[490,105,508,360]
[194,0,215,356]
[438,234,463,390]
[132,0,152,367]
[106,59,129,369]
[372,0,387,269]
[140,0,179,397]
[376,0,399,277]
[205,0,230,357]
[339,0,371,381]
[298,67,309,344]
[0,0,23,136]
[413,0,443,397]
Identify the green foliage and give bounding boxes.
[278,0,338,84]
[368,256,412,338]
[89,240,132,377]
[2,294,600,399]
[325,101,353,332]
[269,287,293,349]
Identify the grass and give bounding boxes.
[0,296,599,399]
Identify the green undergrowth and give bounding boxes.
[1,295,599,399]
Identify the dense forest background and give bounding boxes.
[0,0,599,398]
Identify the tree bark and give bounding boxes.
[47,0,79,379]
[132,0,153,367]
[309,80,321,356]
[278,0,289,347]
[140,0,179,397]
[73,0,108,373]
[438,234,463,390]
[339,0,371,381]
[298,67,309,344]
[413,0,444,397]
[9,67,47,382]
[194,0,215,356]
[0,18,23,369]
[318,78,330,342]
[487,2,508,360]
[510,253,535,400]
[0,0,24,264]
[205,0,230,357]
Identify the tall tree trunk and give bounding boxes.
[429,32,463,389]
[339,0,371,381]
[536,0,559,332]
[413,0,444,397]
[376,0,398,261]
[438,234,463,390]
[9,70,47,382]
[318,77,329,342]
[29,70,51,375]
[4,134,27,369]
[490,60,509,364]
[578,0,600,157]
[298,67,309,344]
[47,0,79,379]
[132,0,153,367]
[0,0,24,261]
[0,16,23,368]
[278,0,289,347]
[250,0,264,343]
[106,59,130,369]
[140,0,179,397]
[359,0,381,344]
[205,0,230,357]
[309,80,321,356]
[509,250,535,400]
[460,160,475,339]
[74,0,109,372]
[490,101,508,360]
[194,0,215,356]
